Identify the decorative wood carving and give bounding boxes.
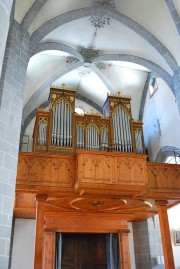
[15,151,180,221]
[45,197,154,214]
[146,162,180,198]
[33,86,145,154]
[75,150,149,196]
[16,153,75,188]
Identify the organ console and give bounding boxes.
[33,84,145,155]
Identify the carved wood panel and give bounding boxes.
[61,234,107,269]
[147,163,180,189]
[17,153,75,187]
[76,151,148,186]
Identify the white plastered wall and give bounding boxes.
[143,78,180,161]
[11,219,35,269]
[168,204,180,269]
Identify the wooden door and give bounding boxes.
[61,233,107,269]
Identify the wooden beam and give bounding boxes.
[118,231,131,269]
[43,231,55,269]
[34,194,47,269]
[156,200,175,269]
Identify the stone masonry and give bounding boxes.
[0,18,30,268]
[132,215,164,269]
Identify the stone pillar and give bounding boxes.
[118,230,131,269]
[0,18,29,268]
[0,0,14,77]
[156,200,175,269]
[132,216,164,269]
[43,230,55,269]
[34,194,48,269]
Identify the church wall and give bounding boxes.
[0,19,30,268]
[11,219,35,269]
[168,204,180,269]
[143,78,180,161]
[0,0,14,77]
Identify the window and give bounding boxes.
[165,150,180,164]
[149,76,158,97]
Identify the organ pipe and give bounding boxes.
[33,86,145,155]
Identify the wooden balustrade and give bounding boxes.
[16,151,180,202]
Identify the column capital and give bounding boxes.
[155,200,168,207]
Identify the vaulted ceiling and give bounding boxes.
[14,0,180,127]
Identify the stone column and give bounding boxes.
[118,230,131,269]
[0,0,14,77]
[0,18,30,268]
[156,200,175,269]
[34,194,48,269]
[132,216,164,269]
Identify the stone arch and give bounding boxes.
[24,50,174,123]
[155,146,180,163]
[31,42,84,60]
[30,6,178,71]
[92,54,173,92]
[30,43,174,94]
[20,0,48,38]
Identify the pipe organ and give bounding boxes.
[33,85,145,154]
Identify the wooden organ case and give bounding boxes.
[33,86,145,155]
[15,85,180,269]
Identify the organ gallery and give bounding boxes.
[14,85,180,269]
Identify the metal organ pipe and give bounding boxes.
[69,108,72,147]
[85,124,99,151]
[112,106,133,153]
[60,100,63,146]
[119,108,124,151]
[51,99,72,148]
[67,107,70,147]
[122,108,127,152]
[113,113,117,151]
[52,110,54,145]
[126,116,132,152]
[135,131,143,154]
[122,110,128,152]
[76,125,84,149]
[38,121,47,145]
[56,103,60,146]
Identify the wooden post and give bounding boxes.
[118,230,131,269]
[156,200,175,269]
[43,230,55,269]
[34,194,47,269]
